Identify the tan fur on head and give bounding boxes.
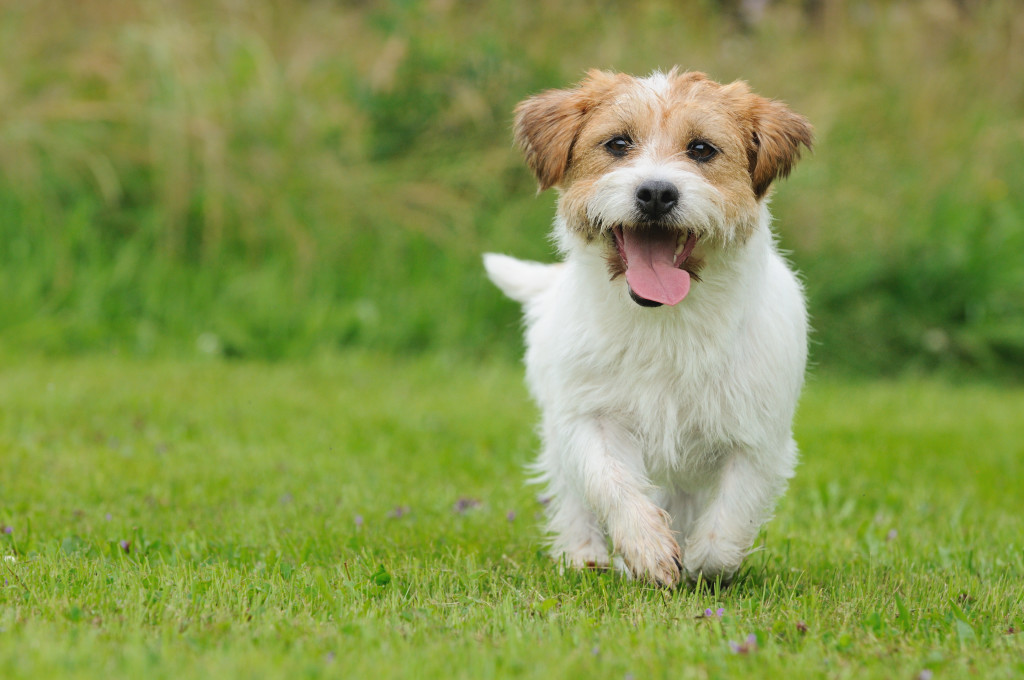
[515,70,812,204]
[513,70,627,191]
[745,94,814,199]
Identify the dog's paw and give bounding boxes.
[682,533,745,586]
[554,540,611,572]
[616,516,683,587]
[626,543,683,587]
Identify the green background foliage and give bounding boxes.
[1,0,1022,374]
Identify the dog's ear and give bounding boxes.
[514,70,621,191]
[746,95,813,199]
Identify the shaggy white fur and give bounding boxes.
[485,69,811,586]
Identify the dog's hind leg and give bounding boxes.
[664,488,709,548]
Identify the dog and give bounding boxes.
[483,69,812,586]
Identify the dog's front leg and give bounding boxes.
[549,417,682,587]
[682,442,795,585]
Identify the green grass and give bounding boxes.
[1,1,1023,374]
[1,354,1022,678]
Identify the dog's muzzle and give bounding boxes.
[613,226,698,307]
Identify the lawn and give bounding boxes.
[1,353,1022,678]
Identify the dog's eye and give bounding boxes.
[604,136,632,157]
[686,140,719,163]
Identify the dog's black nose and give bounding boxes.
[635,180,679,218]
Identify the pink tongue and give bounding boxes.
[622,230,691,306]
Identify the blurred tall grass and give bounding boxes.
[1,0,1022,374]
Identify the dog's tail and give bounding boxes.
[483,253,560,304]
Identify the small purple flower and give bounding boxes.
[119,540,131,554]
[729,633,758,654]
[354,514,364,527]
[916,671,933,680]
[388,506,410,519]
[716,607,725,617]
[591,645,600,656]
[325,651,336,664]
[104,513,112,522]
[886,529,898,542]
[1,526,12,535]
[506,510,517,522]
[702,607,725,618]
[704,608,714,617]
[453,498,481,514]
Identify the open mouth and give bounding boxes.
[612,226,698,307]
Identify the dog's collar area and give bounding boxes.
[611,226,698,307]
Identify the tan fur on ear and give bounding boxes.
[514,70,624,191]
[746,96,813,199]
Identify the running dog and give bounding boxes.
[484,69,812,586]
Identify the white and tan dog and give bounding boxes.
[484,69,812,587]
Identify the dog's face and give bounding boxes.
[514,69,812,306]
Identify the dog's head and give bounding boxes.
[514,69,812,307]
